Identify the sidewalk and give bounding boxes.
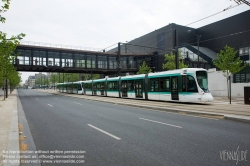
[41,89,250,123]
[0,90,19,166]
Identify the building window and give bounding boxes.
[245,47,249,54]
[239,46,249,56]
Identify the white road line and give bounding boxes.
[54,97,58,99]
[137,108,219,120]
[74,102,83,105]
[36,98,39,100]
[139,118,182,128]
[88,124,121,140]
[47,104,53,107]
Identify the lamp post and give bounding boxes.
[187,30,201,67]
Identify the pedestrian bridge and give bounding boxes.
[14,43,155,75]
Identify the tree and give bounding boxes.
[162,51,188,70]
[0,0,10,23]
[81,73,100,80]
[136,61,152,74]
[213,45,247,98]
[0,0,25,99]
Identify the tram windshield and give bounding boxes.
[196,71,209,92]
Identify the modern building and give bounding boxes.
[109,10,250,83]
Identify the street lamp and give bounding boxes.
[187,30,201,67]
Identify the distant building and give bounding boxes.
[28,75,36,88]
[35,72,46,79]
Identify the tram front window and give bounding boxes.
[196,71,209,92]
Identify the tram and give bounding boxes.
[56,68,214,103]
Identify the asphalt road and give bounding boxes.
[18,89,250,166]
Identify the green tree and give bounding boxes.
[213,45,247,98]
[35,77,43,86]
[0,0,10,23]
[81,73,100,80]
[136,61,152,74]
[162,51,188,70]
[0,0,25,99]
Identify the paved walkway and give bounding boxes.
[40,89,250,123]
[0,90,18,166]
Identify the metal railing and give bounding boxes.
[20,41,103,52]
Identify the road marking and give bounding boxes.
[88,124,121,140]
[74,102,83,105]
[136,108,219,120]
[36,98,39,100]
[54,97,58,99]
[139,118,182,128]
[47,104,53,107]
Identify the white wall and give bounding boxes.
[208,69,250,97]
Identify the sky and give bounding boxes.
[1,0,249,83]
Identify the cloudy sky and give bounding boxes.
[1,0,249,83]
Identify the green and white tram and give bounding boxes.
[57,68,213,103]
[56,81,83,94]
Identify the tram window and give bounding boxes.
[100,82,105,90]
[85,83,92,90]
[196,71,208,91]
[187,76,198,92]
[182,76,187,92]
[96,82,101,89]
[108,82,112,90]
[108,82,111,90]
[159,77,170,92]
[172,77,178,89]
[121,81,127,90]
[108,81,118,90]
[78,84,82,90]
[149,78,159,92]
[128,80,134,91]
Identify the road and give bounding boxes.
[18,89,250,166]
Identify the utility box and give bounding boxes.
[244,86,250,104]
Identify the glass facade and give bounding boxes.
[48,52,60,66]
[97,56,107,69]
[16,49,31,65]
[128,56,136,68]
[120,57,127,69]
[92,55,96,68]
[15,47,157,74]
[109,57,117,69]
[179,47,210,69]
[62,53,73,67]
[234,46,250,83]
[33,50,46,66]
[239,46,250,56]
[75,54,85,68]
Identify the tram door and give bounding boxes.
[171,76,179,100]
[121,81,128,97]
[135,79,143,98]
[100,82,105,96]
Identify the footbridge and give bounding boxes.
[14,42,155,75]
